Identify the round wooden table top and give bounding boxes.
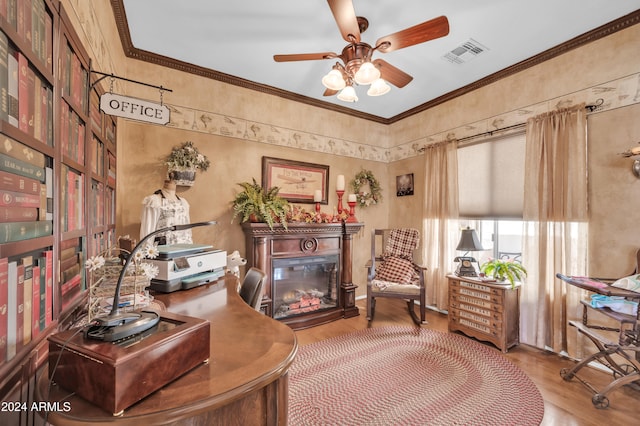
[38,276,297,425]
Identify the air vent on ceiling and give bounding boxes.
[443,39,489,64]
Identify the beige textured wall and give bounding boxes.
[389,24,640,145]
[117,121,388,290]
[68,0,640,296]
[588,103,640,276]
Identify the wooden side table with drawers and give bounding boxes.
[447,274,521,353]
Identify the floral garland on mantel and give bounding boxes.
[351,170,382,207]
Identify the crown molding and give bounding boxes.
[110,2,640,125]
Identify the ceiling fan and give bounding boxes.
[273,0,449,102]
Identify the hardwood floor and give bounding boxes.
[294,298,639,426]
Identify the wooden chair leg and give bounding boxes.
[367,295,375,322]
[419,301,427,325]
[406,300,419,326]
[406,299,427,326]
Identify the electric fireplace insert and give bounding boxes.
[272,255,340,320]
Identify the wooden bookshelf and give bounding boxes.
[0,2,117,424]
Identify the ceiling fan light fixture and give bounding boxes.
[337,85,358,102]
[322,69,346,90]
[353,61,380,85]
[367,78,391,96]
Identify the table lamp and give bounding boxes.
[454,227,483,277]
[85,220,217,341]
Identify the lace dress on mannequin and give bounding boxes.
[140,186,192,245]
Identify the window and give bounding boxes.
[457,131,526,265]
[457,219,523,265]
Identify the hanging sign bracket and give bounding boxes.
[92,71,172,125]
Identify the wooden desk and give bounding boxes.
[36,276,298,425]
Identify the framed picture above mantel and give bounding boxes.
[262,157,329,204]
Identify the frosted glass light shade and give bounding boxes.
[321,69,346,90]
[367,78,391,96]
[354,62,380,85]
[337,85,358,102]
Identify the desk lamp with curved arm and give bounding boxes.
[85,220,217,341]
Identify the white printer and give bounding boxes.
[146,244,227,293]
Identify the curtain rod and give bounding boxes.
[418,100,601,152]
[418,123,525,152]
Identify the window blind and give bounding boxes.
[457,132,525,218]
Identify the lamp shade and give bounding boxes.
[367,78,390,96]
[322,69,346,91]
[354,61,380,85]
[456,227,483,251]
[337,85,358,102]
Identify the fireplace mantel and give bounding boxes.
[242,222,364,330]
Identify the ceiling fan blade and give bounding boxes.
[327,0,361,43]
[375,16,449,53]
[323,88,339,97]
[372,59,413,88]
[274,52,337,62]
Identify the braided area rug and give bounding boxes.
[289,326,544,426]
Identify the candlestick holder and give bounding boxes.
[346,200,358,223]
[315,202,321,213]
[336,190,345,213]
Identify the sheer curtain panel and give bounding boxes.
[423,141,459,310]
[521,104,589,356]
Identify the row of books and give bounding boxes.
[59,238,83,312]
[107,151,116,187]
[105,186,115,226]
[62,41,88,115]
[0,250,53,364]
[89,89,102,134]
[0,129,52,243]
[0,29,54,146]
[0,0,52,72]
[89,134,104,177]
[89,180,104,227]
[88,229,116,258]
[60,164,83,233]
[60,98,86,164]
[0,148,52,243]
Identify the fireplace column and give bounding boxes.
[342,223,362,318]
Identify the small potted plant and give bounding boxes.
[231,178,289,231]
[164,141,210,186]
[480,258,527,288]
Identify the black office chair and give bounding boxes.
[239,267,266,311]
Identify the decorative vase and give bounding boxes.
[170,168,196,186]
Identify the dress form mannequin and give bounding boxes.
[140,178,193,244]
[160,180,178,202]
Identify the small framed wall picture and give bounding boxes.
[396,173,414,197]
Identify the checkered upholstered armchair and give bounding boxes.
[366,228,427,325]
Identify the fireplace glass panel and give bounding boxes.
[272,255,340,320]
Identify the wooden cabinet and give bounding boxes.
[447,275,520,353]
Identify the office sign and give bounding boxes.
[100,93,170,125]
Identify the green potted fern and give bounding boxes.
[231,178,289,231]
[480,258,527,288]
